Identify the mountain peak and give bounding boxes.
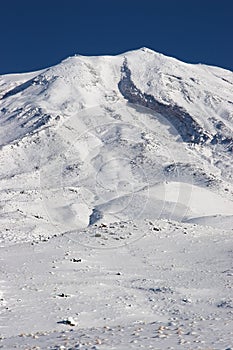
[1,47,233,148]
[136,47,157,53]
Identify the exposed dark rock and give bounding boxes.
[118,58,209,144]
[89,208,103,225]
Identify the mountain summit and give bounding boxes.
[1,48,233,146]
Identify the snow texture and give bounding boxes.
[0,48,233,349]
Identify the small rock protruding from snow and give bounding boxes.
[59,317,77,326]
[70,258,82,263]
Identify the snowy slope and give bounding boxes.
[0,48,233,243]
[0,48,233,349]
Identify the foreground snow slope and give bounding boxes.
[1,221,233,349]
[0,48,233,348]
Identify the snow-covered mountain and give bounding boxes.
[1,48,233,349]
[0,47,233,244]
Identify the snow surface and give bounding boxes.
[0,48,233,349]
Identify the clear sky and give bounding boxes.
[1,0,232,74]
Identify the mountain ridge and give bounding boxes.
[1,48,233,145]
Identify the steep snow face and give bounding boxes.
[0,48,233,243]
[0,55,122,146]
[124,48,233,140]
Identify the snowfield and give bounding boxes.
[0,48,233,349]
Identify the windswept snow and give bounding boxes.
[0,48,233,349]
[1,221,233,349]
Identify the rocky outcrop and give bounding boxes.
[118,59,209,144]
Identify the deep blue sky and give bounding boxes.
[1,0,233,74]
